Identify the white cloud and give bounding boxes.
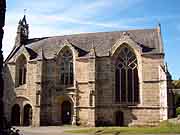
[30,26,89,38]
[3,0,144,59]
[2,25,17,59]
[29,14,128,28]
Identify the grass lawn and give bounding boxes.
[65,122,180,134]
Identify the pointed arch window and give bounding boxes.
[16,55,27,86]
[60,48,74,86]
[115,46,139,104]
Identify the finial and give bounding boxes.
[90,40,96,57]
[165,62,168,72]
[22,9,27,25]
[157,20,161,33]
[64,39,70,45]
[91,40,94,49]
[158,22,161,28]
[24,8,27,16]
[18,19,22,24]
[42,48,45,59]
[37,48,46,60]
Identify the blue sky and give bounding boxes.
[3,0,180,79]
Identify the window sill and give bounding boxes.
[114,102,140,107]
[56,84,76,92]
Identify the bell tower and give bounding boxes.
[14,15,29,48]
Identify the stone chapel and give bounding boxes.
[3,15,174,127]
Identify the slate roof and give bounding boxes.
[7,28,163,61]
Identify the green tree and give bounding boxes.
[172,80,180,89]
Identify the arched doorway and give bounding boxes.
[61,100,72,124]
[23,104,32,126]
[11,104,20,126]
[115,111,124,126]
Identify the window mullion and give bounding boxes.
[24,67,26,84]
[60,51,73,86]
[19,68,22,85]
[132,69,134,103]
[119,69,121,103]
[115,47,139,104]
[64,63,65,85]
[22,68,24,84]
[68,62,70,85]
[125,68,128,103]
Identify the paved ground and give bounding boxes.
[16,126,86,135]
[14,126,180,135]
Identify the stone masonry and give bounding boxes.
[3,16,174,127]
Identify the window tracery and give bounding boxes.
[115,46,139,104]
[60,48,74,86]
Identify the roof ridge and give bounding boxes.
[28,28,157,39]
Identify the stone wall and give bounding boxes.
[76,58,93,125]
[95,107,160,126]
[3,43,168,127]
[96,57,113,105]
[94,53,166,126]
[3,63,16,121]
[3,59,37,126]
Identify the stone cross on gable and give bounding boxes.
[122,31,130,36]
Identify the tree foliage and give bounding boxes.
[172,80,180,89]
[175,94,180,108]
[176,107,180,116]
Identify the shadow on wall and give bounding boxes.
[95,107,137,127]
[3,64,33,127]
[3,64,16,124]
[39,79,53,126]
[2,64,23,134]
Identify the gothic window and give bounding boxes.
[115,46,139,104]
[60,48,74,86]
[16,55,27,86]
